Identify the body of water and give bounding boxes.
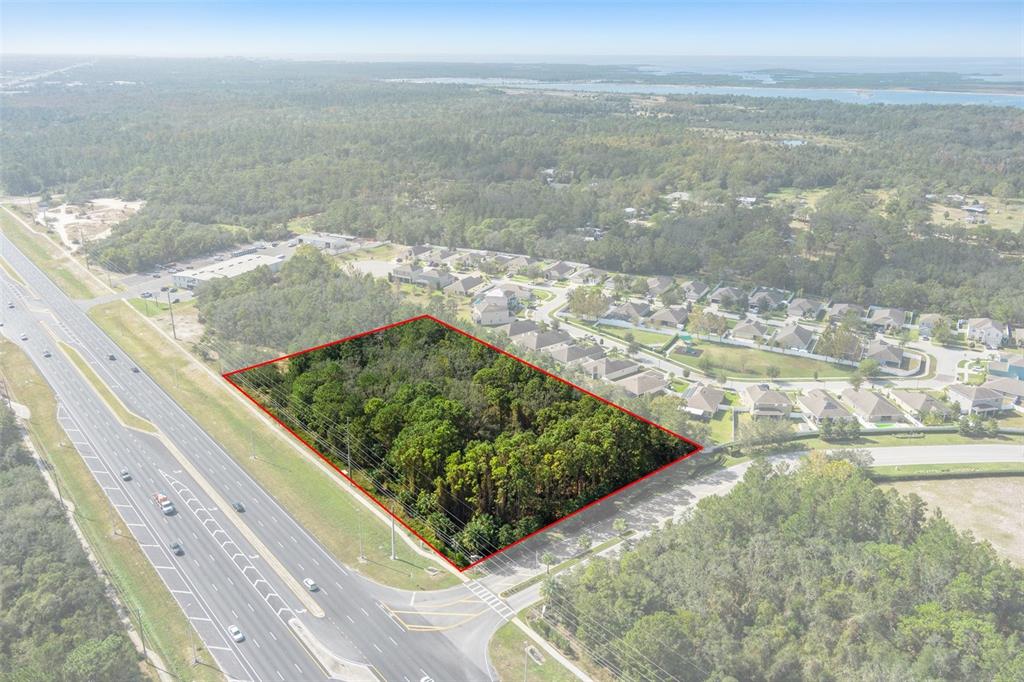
[396,77,1024,107]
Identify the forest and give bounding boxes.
[230,316,696,566]
[0,403,142,681]
[543,454,1024,681]
[2,59,1023,322]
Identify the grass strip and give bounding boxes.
[57,340,157,432]
[0,206,105,299]
[0,255,27,285]
[0,340,223,682]
[488,615,578,682]
[89,300,458,590]
[869,461,1024,481]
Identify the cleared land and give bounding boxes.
[88,300,457,589]
[0,340,222,681]
[0,205,106,299]
[888,477,1024,565]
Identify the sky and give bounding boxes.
[2,1,1022,59]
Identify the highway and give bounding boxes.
[0,229,504,681]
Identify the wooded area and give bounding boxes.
[2,59,1022,321]
[233,317,695,566]
[0,403,142,681]
[543,454,1024,681]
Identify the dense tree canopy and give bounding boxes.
[544,454,1024,681]
[2,59,1022,320]
[0,403,142,681]
[235,317,696,565]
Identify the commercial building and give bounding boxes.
[172,253,285,289]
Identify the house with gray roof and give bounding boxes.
[917,313,944,339]
[966,317,1009,349]
[748,288,790,314]
[866,306,908,332]
[946,384,1005,415]
[606,301,652,323]
[828,303,866,321]
[472,295,513,326]
[772,323,815,351]
[582,357,641,381]
[502,319,539,338]
[443,275,485,297]
[983,377,1024,406]
[646,276,676,297]
[788,297,825,320]
[863,339,904,368]
[731,319,770,342]
[516,329,573,351]
[679,280,710,302]
[710,285,747,307]
[543,261,575,281]
[546,343,605,366]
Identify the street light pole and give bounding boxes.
[166,291,178,339]
[390,512,397,560]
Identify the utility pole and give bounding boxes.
[166,291,177,339]
[189,626,197,665]
[136,607,147,658]
[523,642,529,682]
[390,506,397,561]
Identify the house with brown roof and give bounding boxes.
[516,329,573,351]
[546,343,605,366]
[731,319,770,342]
[982,377,1024,406]
[888,390,954,421]
[788,297,824,320]
[798,389,855,424]
[772,323,815,351]
[615,371,667,397]
[648,306,689,329]
[679,280,710,302]
[682,384,725,418]
[841,389,906,424]
[866,306,908,332]
[863,339,904,368]
[443,275,485,297]
[581,357,641,381]
[744,385,793,418]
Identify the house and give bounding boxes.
[389,266,455,290]
[889,390,954,421]
[646,276,676,298]
[546,342,604,366]
[679,280,710,302]
[516,330,573,351]
[502,319,538,338]
[731,319,770,342]
[788,297,824,320]
[828,303,866,321]
[709,286,746,307]
[841,389,906,424]
[581,357,641,381]
[504,255,535,274]
[988,356,1024,380]
[615,371,667,397]
[772,323,815,351]
[863,339,904,368]
[682,384,725,418]
[946,384,1005,415]
[748,288,789,314]
[472,295,513,326]
[573,267,608,286]
[866,306,908,332]
[983,377,1024,406]
[966,317,1008,349]
[542,261,574,281]
[744,385,793,418]
[443,275,485,297]
[647,306,689,329]
[605,301,652,323]
[917,313,944,339]
[401,245,433,261]
[798,389,855,424]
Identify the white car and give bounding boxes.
[227,625,244,642]
[302,578,319,592]
[19,333,28,341]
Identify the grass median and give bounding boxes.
[489,617,578,682]
[57,340,157,432]
[89,300,458,590]
[0,205,106,299]
[0,340,223,682]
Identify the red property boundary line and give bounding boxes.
[223,314,704,571]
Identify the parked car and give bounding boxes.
[302,578,319,592]
[140,291,152,299]
[160,286,169,292]
[227,625,244,643]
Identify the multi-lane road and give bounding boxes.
[0,229,506,681]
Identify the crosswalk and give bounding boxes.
[465,579,515,621]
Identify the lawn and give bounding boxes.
[667,339,855,379]
[89,300,458,590]
[128,296,196,318]
[0,341,222,681]
[489,616,578,682]
[803,429,1024,451]
[708,410,734,444]
[594,323,674,347]
[0,205,106,299]
[928,195,1024,233]
[886,477,1024,565]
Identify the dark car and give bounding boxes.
[131,366,140,373]
[160,286,169,292]
[169,541,184,556]
[108,354,116,361]
[231,501,245,513]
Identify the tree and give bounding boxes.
[612,518,628,536]
[848,372,864,391]
[858,358,882,379]
[541,552,556,573]
[567,286,609,321]
[765,364,780,382]
[932,317,954,346]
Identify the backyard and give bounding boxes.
[667,338,856,379]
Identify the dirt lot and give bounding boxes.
[36,197,144,248]
[888,477,1023,565]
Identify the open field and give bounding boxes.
[57,340,157,432]
[929,195,1024,233]
[88,300,459,590]
[0,205,106,299]
[0,340,222,681]
[489,619,577,682]
[803,429,1024,451]
[667,339,856,379]
[593,322,674,347]
[887,477,1024,565]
